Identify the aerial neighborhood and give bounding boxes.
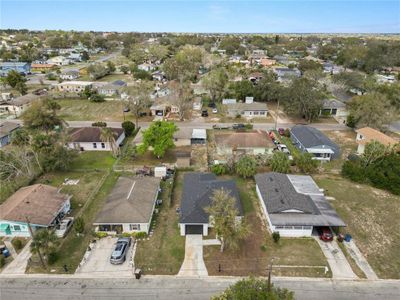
[0,27,399,298]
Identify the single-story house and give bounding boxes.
[260,58,276,67]
[273,67,301,82]
[225,101,268,118]
[173,128,192,146]
[215,130,275,156]
[0,62,31,76]
[255,172,345,237]
[320,98,348,124]
[55,81,93,93]
[94,176,160,234]
[191,129,207,145]
[355,127,397,154]
[97,80,127,97]
[60,70,80,80]
[0,93,41,117]
[150,99,179,116]
[0,122,20,147]
[290,125,340,160]
[31,63,57,73]
[179,172,243,235]
[67,127,125,151]
[47,56,71,66]
[323,62,343,75]
[138,63,156,72]
[152,71,166,81]
[0,184,71,237]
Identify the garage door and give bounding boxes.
[185,225,203,235]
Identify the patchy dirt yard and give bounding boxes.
[314,175,400,279]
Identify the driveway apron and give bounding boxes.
[178,235,208,277]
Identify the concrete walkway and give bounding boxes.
[315,238,357,279]
[178,235,208,277]
[3,239,18,258]
[2,240,32,275]
[343,240,378,280]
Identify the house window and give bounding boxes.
[101,143,105,149]
[13,225,21,231]
[260,111,266,115]
[294,226,302,230]
[129,224,140,231]
[93,143,97,149]
[254,111,259,115]
[275,226,284,229]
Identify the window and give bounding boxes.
[294,226,302,230]
[13,225,21,231]
[275,226,284,229]
[260,111,265,115]
[129,224,140,231]
[93,143,97,149]
[253,111,259,115]
[101,143,105,149]
[303,226,312,230]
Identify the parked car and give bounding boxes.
[213,124,230,130]
[201,109,209,117]
[110,237,132,264]
[123,107,130,113]
[55,217,74,238]
[212,107,218,114]
[208,102,216,108]
[156,111,163,116]
[277,144,290,154]
[318,227,333,242]
[232,123,245,130]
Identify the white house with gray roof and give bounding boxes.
[255,172,345,237]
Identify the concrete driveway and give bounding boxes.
[178,235,208,277]
[76,237,134,277]
[2,240,32,275]
[315,237,357,279]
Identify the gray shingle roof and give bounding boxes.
[322,98,346,109]
[180,173,243,224]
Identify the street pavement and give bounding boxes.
[0,276,399,300]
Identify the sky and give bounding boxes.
[1,0,399,33]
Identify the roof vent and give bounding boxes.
[274,188,279,193]
[269,177,273,182]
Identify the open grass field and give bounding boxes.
[203,177,330,277]
[314,175,400,279]
[134,173,185,275]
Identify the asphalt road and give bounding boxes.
[0,276,399,300]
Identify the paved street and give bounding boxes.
[0,276,399,300]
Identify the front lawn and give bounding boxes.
[203,177,330,278]
[314,175,400,279]
[134,173,185,274]
[69,151,116,170]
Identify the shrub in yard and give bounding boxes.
[272,231,280,243]
[122,121,136,137]
[211,164,228,176]
[95,232,108,239]
[91,121,107,127]
[121,232,131,238]
[89,93,105,103]
[284,128,291,137]
[244,123,253,130]
[134,232,147,239]
[235,156,257,178]
[0,256,5,268]
[47,251,59,265]
[12,239,23,250]
[74,217,85,234]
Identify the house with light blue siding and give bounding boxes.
[0,62,31,77]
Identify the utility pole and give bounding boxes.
[25,217,46,269]
[274,100,280,131]
[267,257,275,291]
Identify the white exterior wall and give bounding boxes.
[68,132,125,151]
[0,104,28,116]
[357,144,365,154]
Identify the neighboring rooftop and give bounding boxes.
[215,130,274,149]
[0,122,20,139]
[356,127,397,146]
[0,93,40,106]
[192,129,207,140]
[225,102,268,111]
[69,127,124,143]
[94,176,161,224]
[322,98,346,109]
[0,184,70,226]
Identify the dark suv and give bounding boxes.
[201,109,209,117]
[110,237,131,264]
[232,123,245,130]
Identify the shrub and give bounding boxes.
[272,231,280,243]
[74,217,85,234]
[134,232,147,239]
[12,239,23,250]
[47,251,59,265]
[284,128,291,137]
[121,232,131,238]
[122,121,136,136]
[95,232,108,238]
[260,244,267,252]
[235,156,257,178]
[92,121,107,127]
[244,123,253,130]
[0,256,5,268]
[89,93,105,102]
[211,164,228,175]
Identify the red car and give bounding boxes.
[319,227,333,242]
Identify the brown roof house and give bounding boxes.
[215,130,275,156]
[0,184,71,237]
[94,176,161,234]
[356,127,397,154]
[67,127,125,151]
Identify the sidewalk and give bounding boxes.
[344,240,378,280]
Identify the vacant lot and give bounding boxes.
[204,177,330,277]
[134,173,185,275]
[314,175,400,279]
[70,151,116,170]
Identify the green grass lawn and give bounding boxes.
[314,175,400,279]
[134,174,185,274]
[95,73,133,82]
[69,151,116,170]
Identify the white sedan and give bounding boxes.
[55,217,74,238]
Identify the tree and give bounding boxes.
[270,152,290,173]
[30,229,59,267]
[74,217,85,234]
[125,81,153,128]
[227,80,255,101]
[360,141,388,167]
[211,277,294,300]
[298,59,323,74]
[81,51,90,61]
[100,128,119,157]
[205,188,250,252]
[21,98,64,132]
[11,128,30,146]
[4,70,27,88]
[170,79,193,121]
[147,44,169,62]
[295,152,319,174]
[122,121,136,137]
[202,68,228,102]
[15,81,28,95]
[235,156,257,178]
[120,65,129,74]
[348,92,394,130]
[106,61,116,73]
[138,121,178,158]
[87,63,109,80]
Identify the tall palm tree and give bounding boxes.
[30,229,59,267]
[100,127,119,157]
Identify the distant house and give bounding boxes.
[320,98,348,124]
[68,52,82,62]
[179,172,243,235]
[150,98,179,116]
[0,62,31,76]
[355,127,397,154]
[0,93,41,117]
[0,184,71,237]
[191,129,207,145]
[248,72,264,83]
[376,74,396,84]
[273,67,301,82]
[192,97,202,111]
[47,56,71,66]
[60,70,80,80]
[152,70,166,81]
[138,63,155,72]
[225,100,268,119]
[31,63,57,73]
[0,122,20,147]
[94,177,160,234]
[260,58,276,67]
[290,125,340,160]
[323,62,343,75]
[67,127,125,151]
[215,131,274,156]
[97,80,127,97]
[55,81,93,93]
[173,128,206,146]
[255,172,345,237]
